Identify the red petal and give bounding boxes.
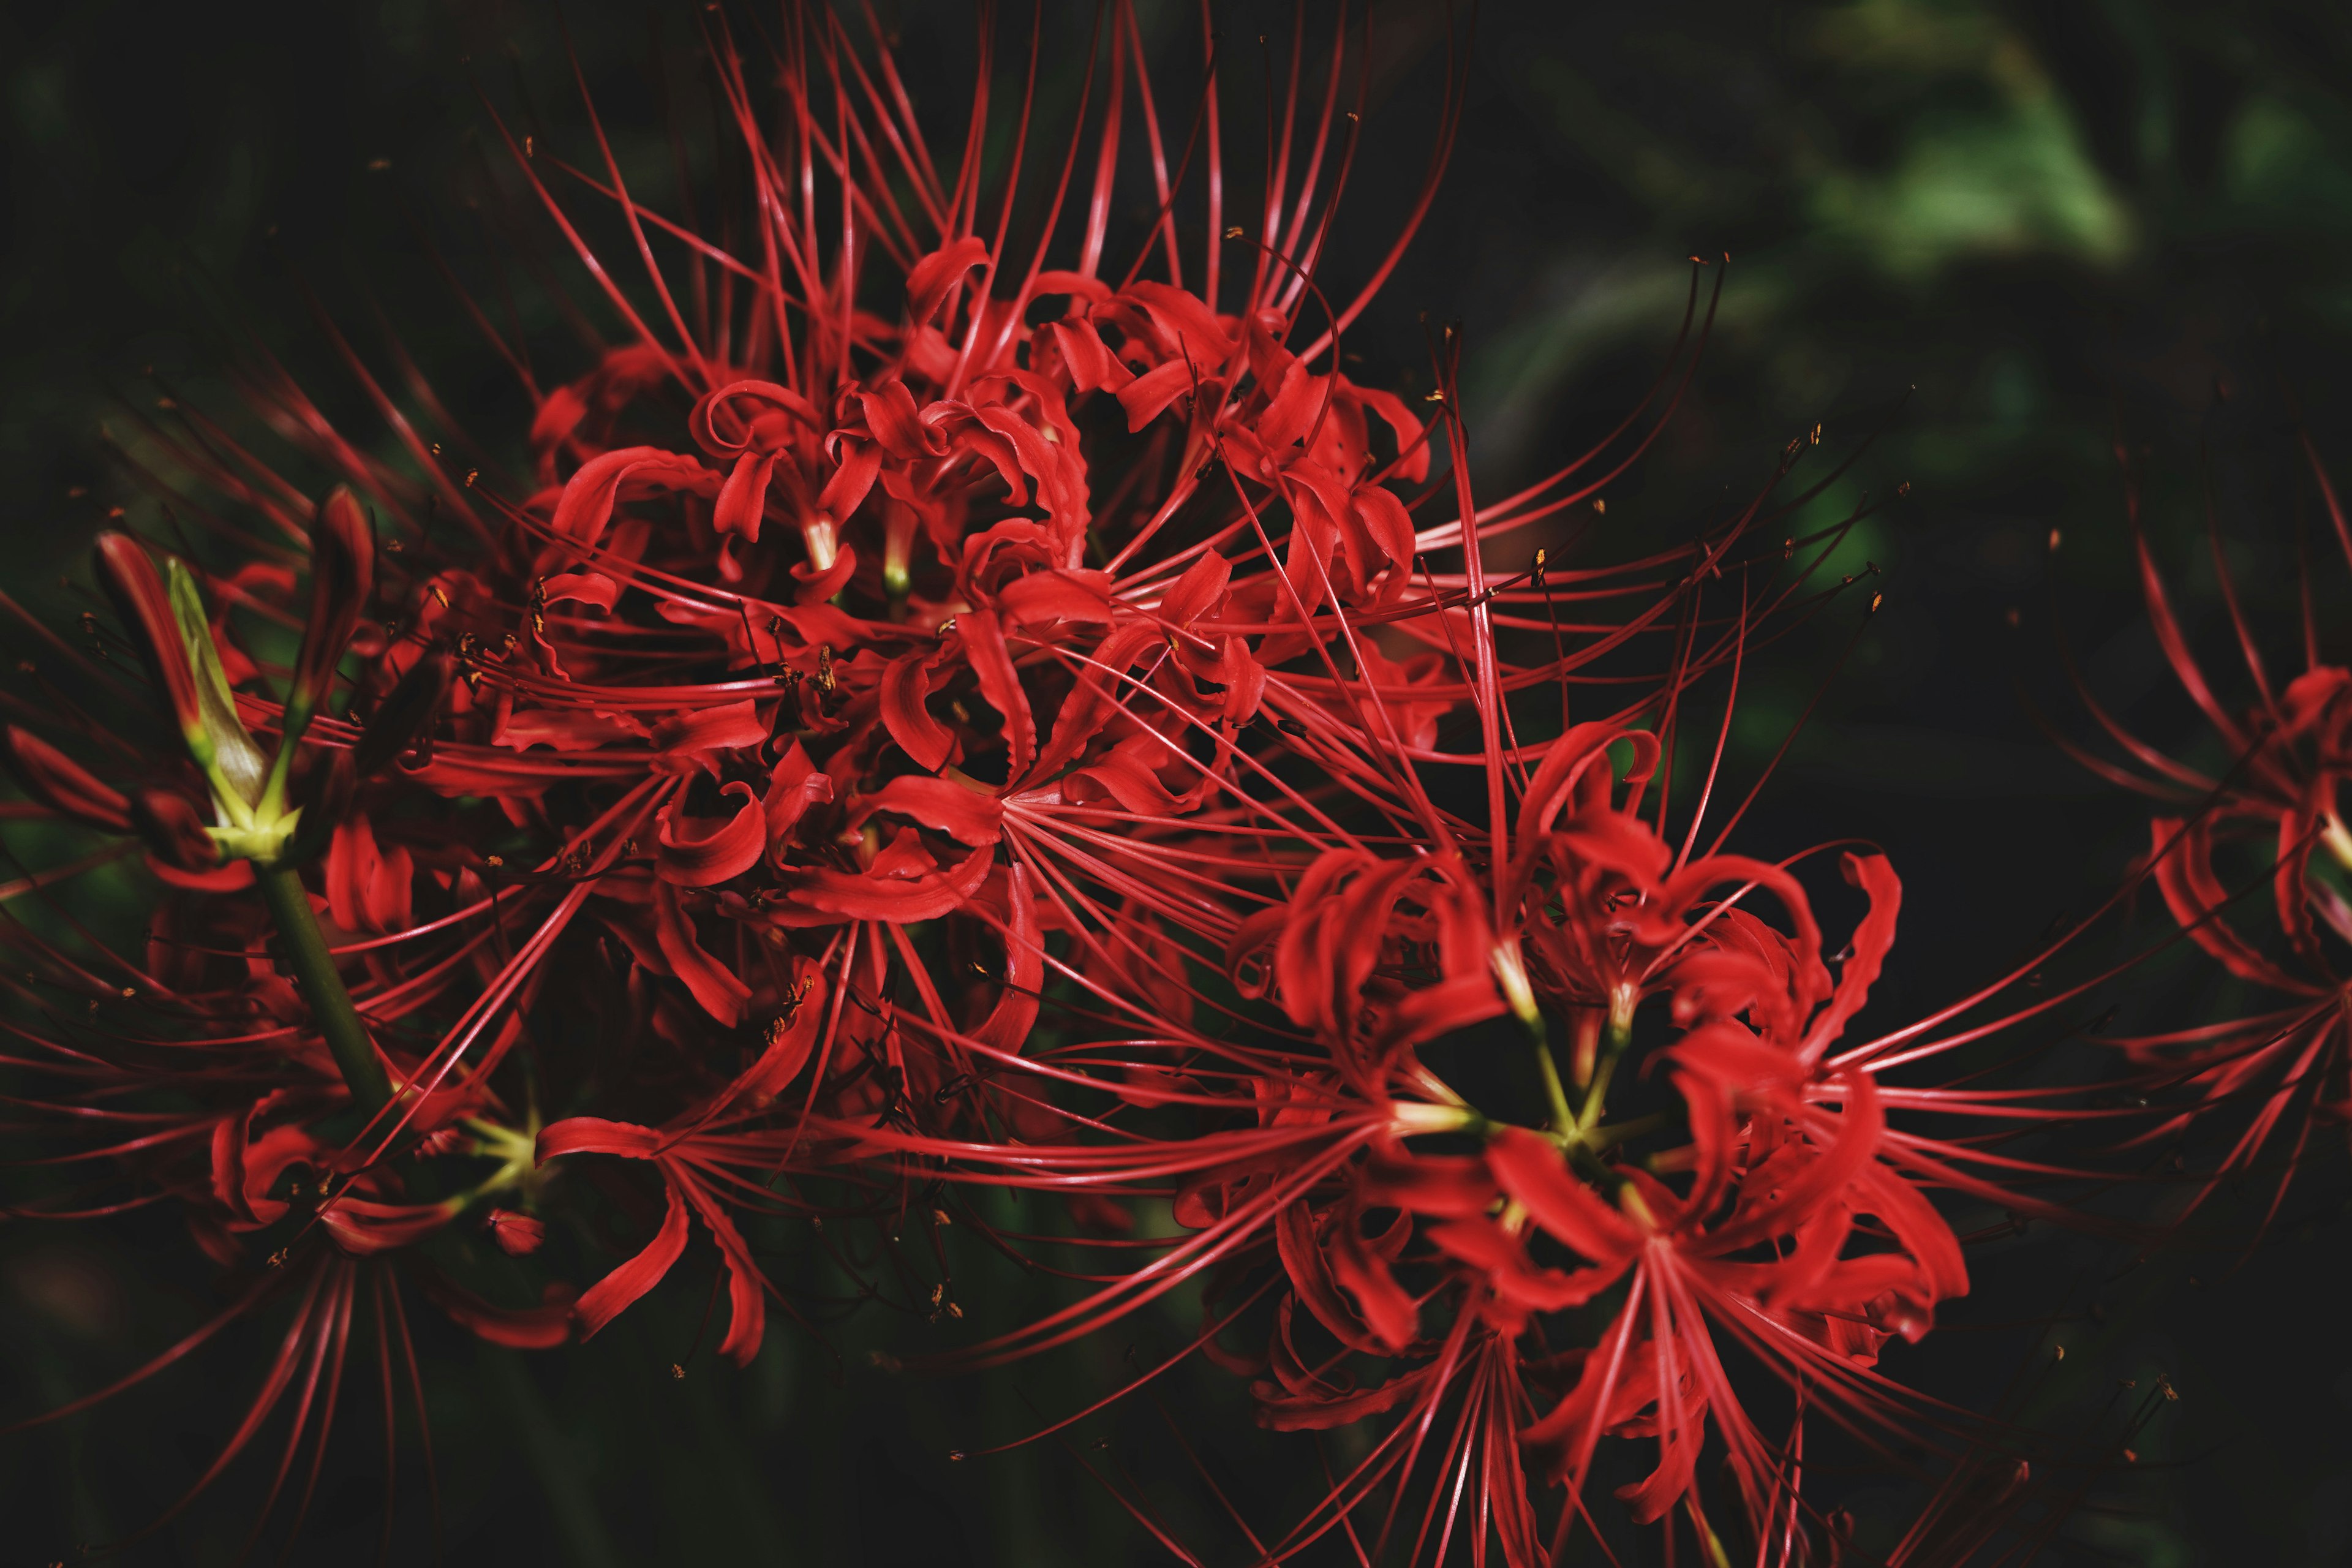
[287,485,375,728]
[540,571,620,612]
[548,447,715,548]
[711,450,775,541]
[130,790,221,872]
[859,382,936,459]
[0,726,130,831]
[653,881,752,1024]
[652,699,767,767]
[1799,851,1902,1063]
[317,1197,453,1256]
[670,1164,767,1366]
[1115,360,1197,431]
[859,775,1003,846]
[325,815,413,934]
[1487,1127,1640,1264]
[1324,1205,1419,1352]
[726,954,827,1106]
[1351,486,1417,571]
[1275,1203,1382,1352]
[93,532,203,739]
[416,1267,573,1349]
[817,438,880,521]
[906,235,990,326]
[571,1178,690,1341]
[881,650,955,772]
[959,611,1036,782]
[657,781,765,886]
[2149,815,2305,989]
[995,569,1114,630]
[970,862,1041,1051]
[794,844,993,922]
[1156,551,1231,627]
[537,1116,665,1160]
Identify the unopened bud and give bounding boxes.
[285,486,376,742]
[355,648,454,776]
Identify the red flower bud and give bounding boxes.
[92,532,205,747]
[93,533,268,807]
[354,647,453,776]
[484,1208,546,1256]
[0,726,130,832]
[285,486,376,739]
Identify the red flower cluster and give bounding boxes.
[2054,434,2352,1226]
[0,7,2168,1562]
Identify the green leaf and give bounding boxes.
[165,558,271,808]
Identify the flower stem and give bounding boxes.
[1528,1023,1577,1135]
[257,863,392,1114]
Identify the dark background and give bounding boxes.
[4,1,2351,1561]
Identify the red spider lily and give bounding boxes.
[2,2,1502,1542]
[821,556,2120,1562]
[2045,432,2352,1227]
[0,2,2136,1561]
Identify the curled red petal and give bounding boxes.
[859,775,1003,846]
[415,1270,573,1350]
[1325,1205,1419,1353]
[726,955,827,1107]
[794,843,993,922]
[657,782,765,886]
[1275,1202,1382,1352]
[652,699,767,766]
[859,382,936,459]
[1,726,130,832]
[711,450,775,542]
[906,235,990,327]
[653,881,752,1024]
[1156,550,1231,628]
[287,485,375,729]
[537,1117,665,1161]
[540,571,620,612]
[958,611,1035,783]
[817,439,880,521]
[317,1197,454,1256]
[881,650,954,772]
[669,1164,766,1366]
[571,1178,690,1342]
[549,447,714,548]
[2149,814,2307,989]
[93,532,203,740]
[1799,851,1903,1063]
[1487,1126,1641,1265]
[970,862,1041,1051]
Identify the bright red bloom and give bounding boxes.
[0,5,2139,1561]
[2052,434,2352,1223]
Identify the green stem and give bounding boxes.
[258,863,392,1114]
[1523,1019,1576,1136]
[1576,1047,1619,1134]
